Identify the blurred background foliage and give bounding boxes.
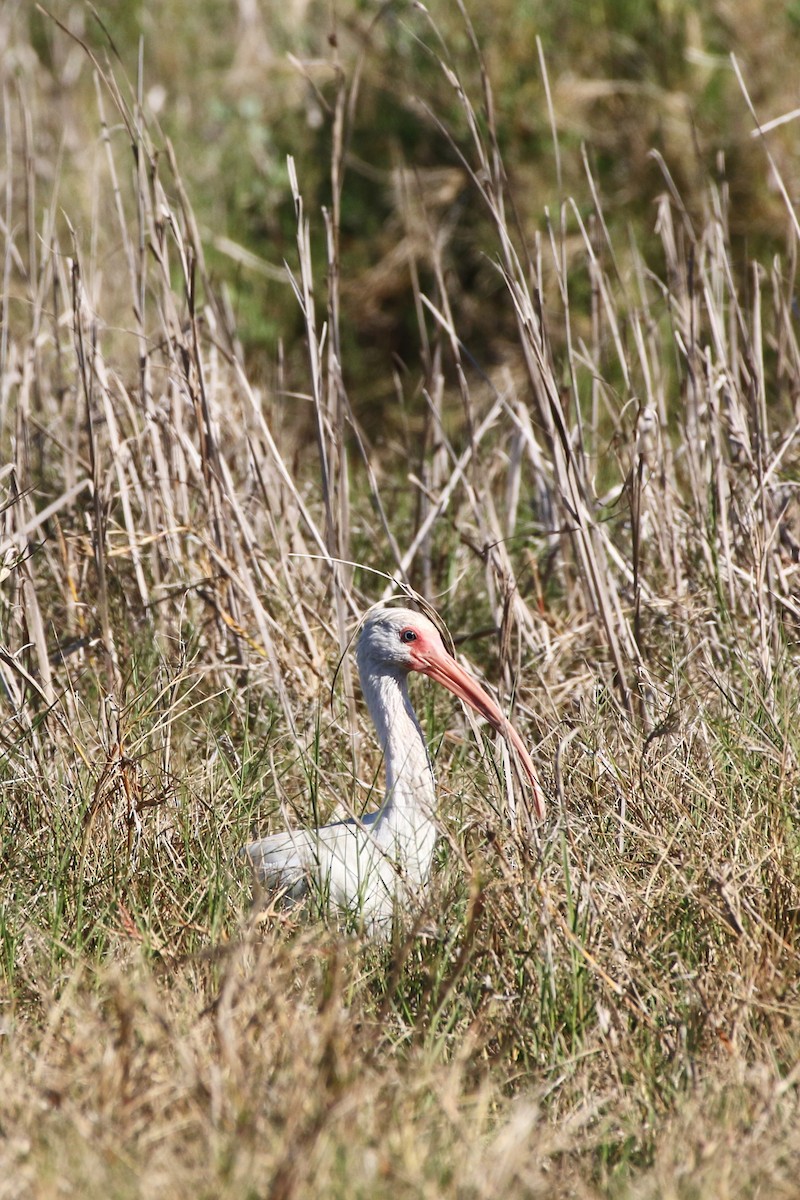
[11,0,800,413]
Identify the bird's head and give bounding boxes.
[356,606,545,819]
[356,607,446,678]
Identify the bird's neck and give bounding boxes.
[363,670,435,817]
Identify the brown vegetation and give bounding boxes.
[2,3,800,1196]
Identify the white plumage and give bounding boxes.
[244,606,545,932]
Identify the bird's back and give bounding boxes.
[244,808,436,934]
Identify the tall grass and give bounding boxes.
[2,4,800,1197]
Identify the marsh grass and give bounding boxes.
[2,3,800,1197]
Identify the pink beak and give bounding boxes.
[411,638,546,821]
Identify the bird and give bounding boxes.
[244,606,545,933]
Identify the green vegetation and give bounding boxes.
[2,1,800,1196]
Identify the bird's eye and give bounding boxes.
[400,628,417,643]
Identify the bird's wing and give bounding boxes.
[243,813,387,904]
[244,826,317,898]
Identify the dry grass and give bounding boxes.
[2,4,800,1197]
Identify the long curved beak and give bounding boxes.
[414,643,546,821]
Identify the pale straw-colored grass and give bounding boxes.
[2,5,800,1198]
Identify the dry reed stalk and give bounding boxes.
[425,24,646,716]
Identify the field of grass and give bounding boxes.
[3,2,800,1196]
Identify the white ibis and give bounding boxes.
[244,606,545,932]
